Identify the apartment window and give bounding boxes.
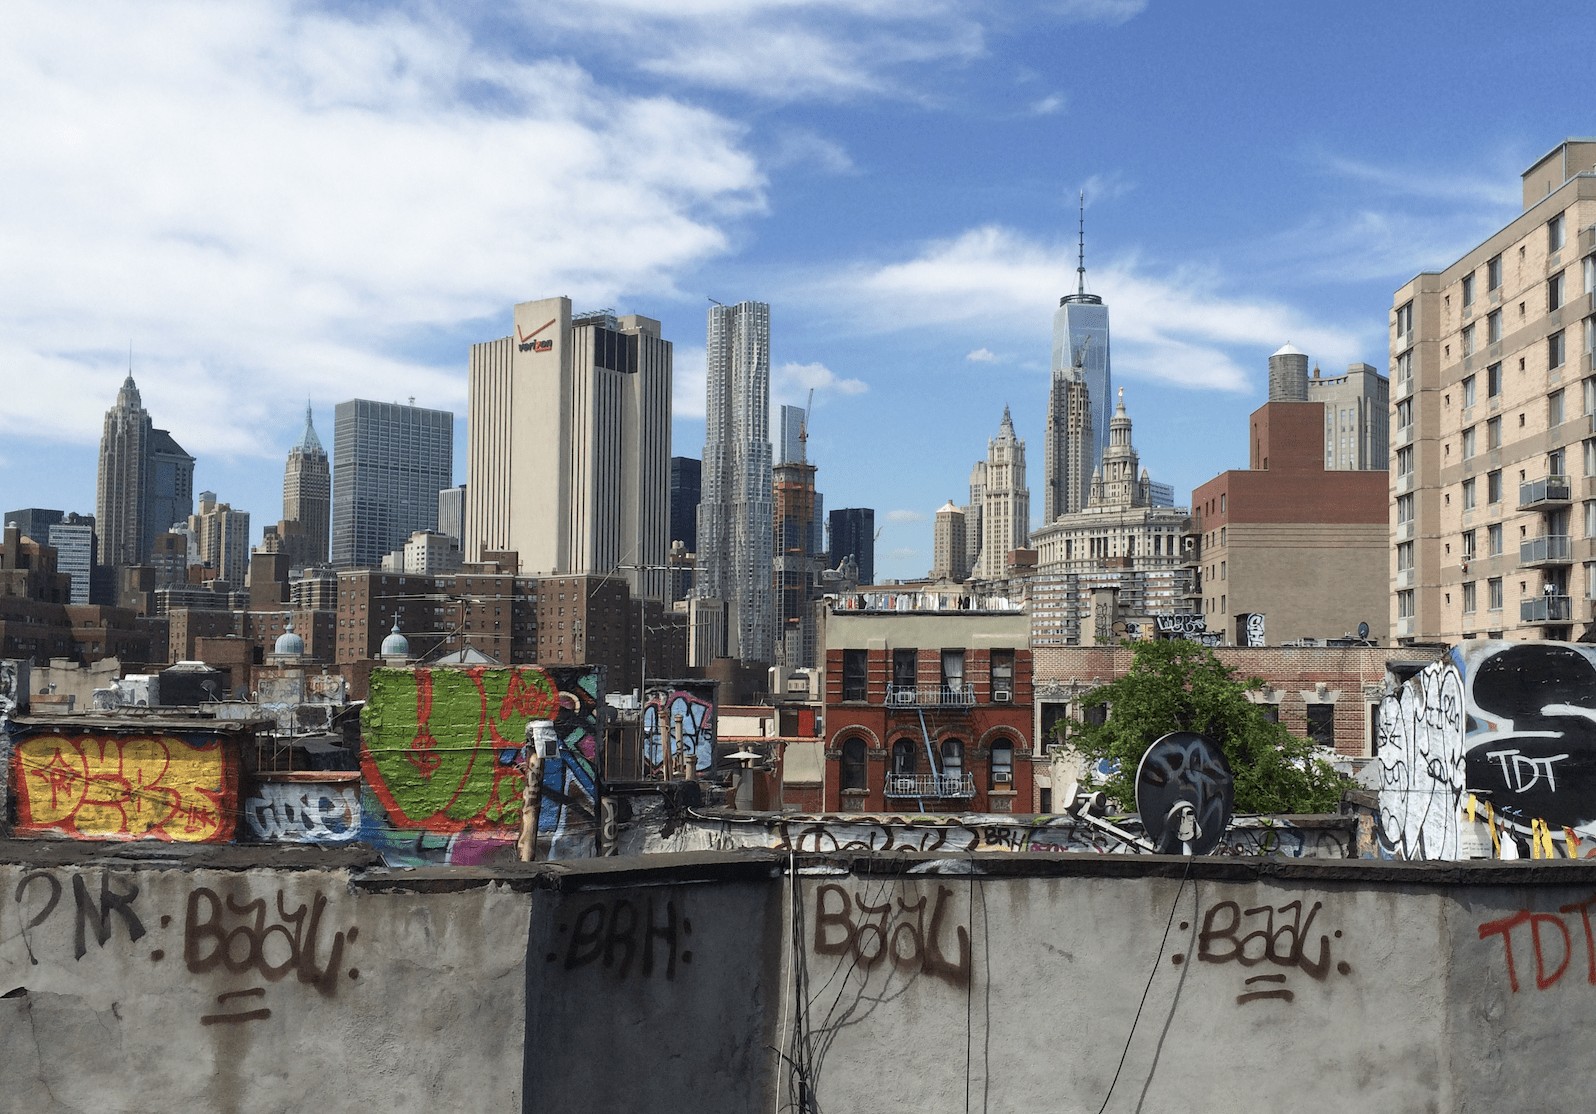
[1462,581,1477,614]
[842,649,868,701]
[1487,470,1502,504]
[1550,212,1567,252]
[1587,378,1596,416]
[892,648,917,693]
[1487,309,1502,345]
[1487,362,1502,398]
[1306,704,1335,749]
[1462,477,1476,510]
[1398,590,1415,619]
[1551,447,1567,476]
[1462,272,1475,308]
[940,739,965,783]
[1586,438,1596,477]
[890,739,918,777]
[1461,425,1477,459]
[1488,254,1503,291]
[1462,375,1476,406]
[1461,529,1476,559]
[990,742,1014,787]
[1397,541,1414,571]
[1396,350,1413,384]
[1396,300,1414,338]
[1487,416,1502,449]
[1462,325,1476,358]
[839,737,868,791]
[1396,398,1413,430]
[1489,578,1504,611]
[1551,331,1567,370]
[1488,523,1503,555]
[1550,271,1566,312]
[1396,446,1414,476]
[1587,501,1596,539]
[1586,254,1596,296]
[940,649,966,696]
[1550,389,1566,426]
[991,648,1015,699]
[1397,493,1414,523]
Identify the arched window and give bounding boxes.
[990,742,1014,786]
[840,738,868,791]
[891,739,918,776]
[940,738,965,782]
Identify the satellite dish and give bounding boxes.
[1135,732,1235,855]
[1357,621,1370,641]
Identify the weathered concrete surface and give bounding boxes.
[7,840,1596,1112]
[0,842,534,1113]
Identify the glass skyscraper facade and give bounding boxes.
[332,399,453,569]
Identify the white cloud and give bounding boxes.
[810,224,1364,392]
[765,129,857,175]
[886,509,925,524]
[1030,93,1066,116]
[532,0,1146,103]
[773,361,869,405]
[1079,170,1136,206]
[0,1,764,459]
[672,345,709,421]
[966,347,998,362]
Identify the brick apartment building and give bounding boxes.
[819,589,1034,813]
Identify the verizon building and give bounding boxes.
[466,296,672,602]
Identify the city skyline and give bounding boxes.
[2,2,1589,580]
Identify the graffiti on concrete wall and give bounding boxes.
[11,731,237,842]
[655,812,1353,859]
[641,682,716,776]
[5,867,358,1025]
[244,777,361,845]
[812,881,970,988]
[359,665,604,866]
[552,894,695,981]
[1187,897,1353,1005]
[1477,893,1596,993]
[1377,654,1467,859]
[1380,642,1596,860]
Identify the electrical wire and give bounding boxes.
[1094,856,1194,1114]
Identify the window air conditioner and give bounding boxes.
[992,770,1013,785]
[993,688,1013,703]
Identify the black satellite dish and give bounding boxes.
[1135,731,1235,855]
[1357,620,1370,642]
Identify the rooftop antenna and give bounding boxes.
[1076,190,1087,297]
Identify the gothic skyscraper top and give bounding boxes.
[282,404,331,568]
[95,372,194,569]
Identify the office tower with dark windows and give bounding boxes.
[828,507,875,586]
[670,457,701,550]
[697,300,775,663]
[95,374,194,569]
[466,296,672,602]
[332,399,453,569]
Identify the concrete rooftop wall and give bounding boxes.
[4,844,1595,1111]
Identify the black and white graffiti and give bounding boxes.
[1377,654,1466,859]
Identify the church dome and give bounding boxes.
[273,615,305,657]
[380,617,410,658]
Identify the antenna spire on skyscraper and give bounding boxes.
[1077,190,1087,297]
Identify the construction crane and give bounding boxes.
[798,387,814,461]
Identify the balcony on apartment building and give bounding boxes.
[1518,476,1572,511]
[885,683,976,709]
[883,772,976,800]
[1520,534,1573,567]
[1521,594,1574,624]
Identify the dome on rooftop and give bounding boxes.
[273,615,305,657]
[380,617,410,659]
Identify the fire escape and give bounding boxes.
[883,653,976,809]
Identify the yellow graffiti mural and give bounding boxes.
[13,734,236,842]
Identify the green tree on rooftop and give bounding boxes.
[1064,638,1348,815]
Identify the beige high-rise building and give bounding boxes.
[467,297,672,602]
[972,407,1029,582]
[1310,362,1389,471]
[189,492,251,590]
[1393,138,1596,643]
[931,501,967,580]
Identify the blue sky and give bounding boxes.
[0,1,1586,580]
